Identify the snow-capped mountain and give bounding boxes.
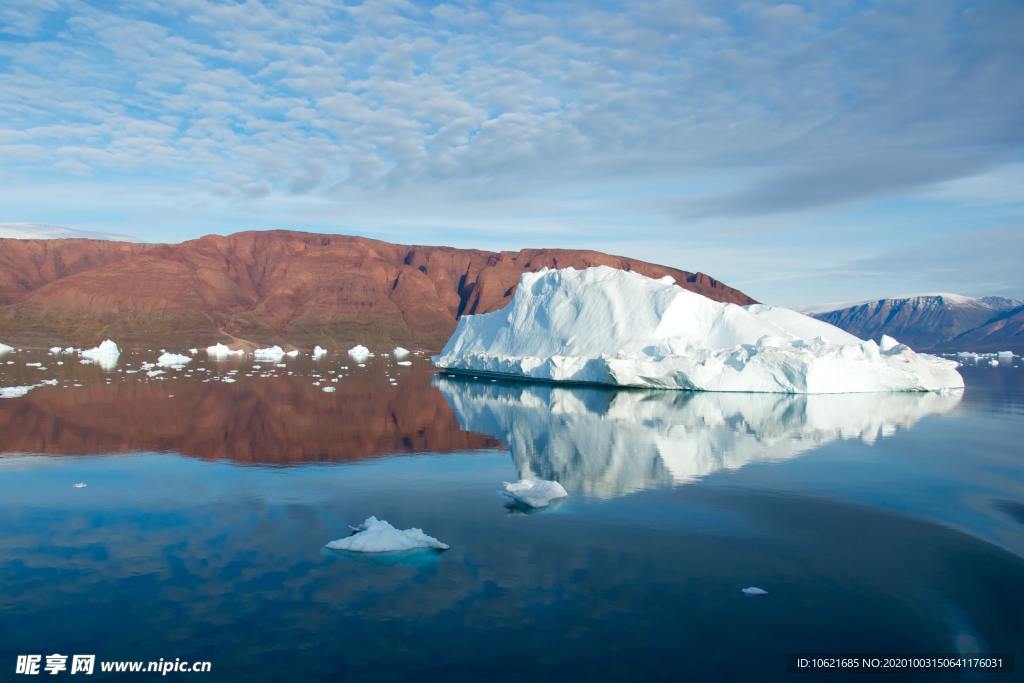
[812,294,1023,351]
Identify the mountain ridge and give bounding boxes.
[0,229,756,349]
[813,293,1024,352]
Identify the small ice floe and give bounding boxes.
[72,482,87,489]
[189,348,199,355]
[742,587,768,596]
[254,346,286,362]
[348,344,371,362]
[325,516,449,553]
[206,343,245,359]
[49,346,63,354]
[392,346,410,359]
[64,346,75,353]
[0,341,14,355]
[156,352,192,368]
[312,345,328,359]
[502,478,568,508]
[221,377,236,383]
[396,361,412,366]
[322,386,336,393]
[25,362,42,367]
[1,385,38,399]
[146,369,165,378]
[989,359,999,367]
[80,340,120,369]
[285,349,299,358]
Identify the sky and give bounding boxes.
[0,0,1021,308]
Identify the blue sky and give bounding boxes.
[0,0,1021,307]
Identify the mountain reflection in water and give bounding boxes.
[0,358,498,463]
[437,376,964,498]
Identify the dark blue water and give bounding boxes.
[0,352,1021,681]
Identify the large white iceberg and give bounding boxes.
[79,340,120,370]
[433,267,963,393]
[0,342,13,355]
[325,516,449,553]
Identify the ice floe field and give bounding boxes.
[0,341,1022,681]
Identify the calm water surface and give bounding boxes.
[0,349,1021,681]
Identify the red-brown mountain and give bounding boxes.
[0,230,755,349]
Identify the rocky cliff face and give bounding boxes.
[948,304,1024,352]
[813,294,1023,351]
[0,230,755,349]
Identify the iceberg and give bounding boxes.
[156,352,192,367]
[742,587,768,596]
[254,346,286,362]
[348,344,370,362]
[393,346,410,359]
[325,516,449,553]
[79,340,120,370]
[434,267,963,393]
[503,479,568,508]
[49,346,63,354]
[0,342,14,355]
[437,377,962,499]
[206,343,244,359]
[312,345,328,359]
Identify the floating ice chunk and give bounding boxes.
[989,359,999,367]
[502,478,569,508]
[157,352,192,367]
[0,342,13,355]
[312,345,328,359]
[72,482,87,489]
[434,267,963,394]
[348,344,370,362]
[64,346,75,353]
[254,346,286,362]
[742,587,768,596]
[325,516,449,552]
[393,346,410,359]
[206,343,245,359]
[1,385,38,398]
[396,361,412,366]
[997,350,1013,358]
[25,362,42,367]
[146,369,165,378]
[221,377,236,383]
[189,348,199,355]
[322,386,336,393]
[79,340,120,370]
[49,346,63,354]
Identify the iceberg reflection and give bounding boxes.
[437,377,963,499]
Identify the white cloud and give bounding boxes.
[0,222,136,241]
